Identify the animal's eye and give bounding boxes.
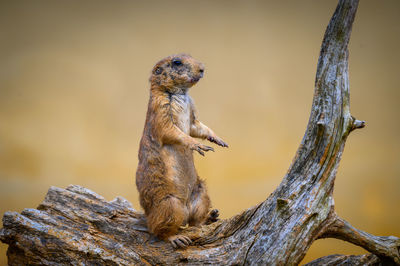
[172,59,182,66]
[154,67,163,75]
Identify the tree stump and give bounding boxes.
[1,0,399,265]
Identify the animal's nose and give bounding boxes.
[199,68,204,77]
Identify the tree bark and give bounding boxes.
[304,254,381,266]
[1,0,399,265]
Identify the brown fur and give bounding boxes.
[136,54,227,248]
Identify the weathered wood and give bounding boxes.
[320,215,400,264]
[1,0,399,265]
[305,254,380,266]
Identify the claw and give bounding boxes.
[184,236,192,244]
[201,145,214,152]
[207,136,229,148]
[180,236,191,245]
[192,143,214,155]
[168,235,192,249]
[175,239,186,248]
[197,148,205,156]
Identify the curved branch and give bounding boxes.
[305,254,380,266]
[320,214,400,264]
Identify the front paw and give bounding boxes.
[207,136,229,148]
[189,142,214,156]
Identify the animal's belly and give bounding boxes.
[175,114,190,134]
[161,145,197,197]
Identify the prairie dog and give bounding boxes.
[136,54,228,248]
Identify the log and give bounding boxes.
[1,0,399,265]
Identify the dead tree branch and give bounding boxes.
[320,215,400,264]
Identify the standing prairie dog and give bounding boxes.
[136,54,228,248]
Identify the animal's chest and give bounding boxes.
[170,94,191,134]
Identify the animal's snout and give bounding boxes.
[198,67,204,78]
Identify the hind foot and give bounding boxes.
[205,209,219,225]
[168,234,192,249]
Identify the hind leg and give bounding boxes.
[188,178,219,226]
[205,209,220,225]
[146,195,191,248]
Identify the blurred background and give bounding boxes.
[0,0,399,264]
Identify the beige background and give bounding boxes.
[1,0,399,264]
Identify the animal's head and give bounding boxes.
[150,54,205,93]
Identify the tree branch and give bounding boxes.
[320,215,400,264]
[350,116,366,132]
[305,254,380,266]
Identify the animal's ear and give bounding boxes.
[154,67,163,75]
